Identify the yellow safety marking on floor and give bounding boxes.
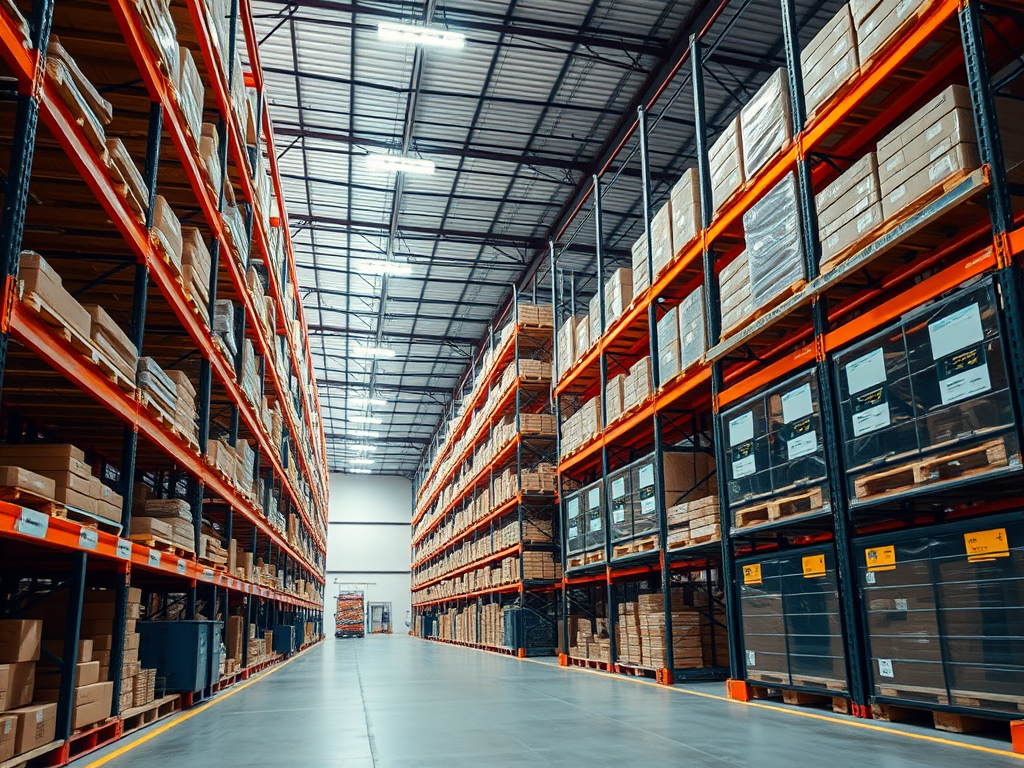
[514,654,1024,761]
[78,645,316,768]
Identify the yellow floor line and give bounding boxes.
[516,655,1023,760]
[78,645,316,768]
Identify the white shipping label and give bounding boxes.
[611,477,626,500]
[856,209,879,233]
[747,651,756,667]
[733,453,757,479]
[202,568,214,581]
[938,359,991,405]
[14,509,48,539]
[638,464,654,489]
[589,514,602,532]
[895,598,908,611]
[929,155,955,182]
[116,540,132,559]
[567,497,579,517]
[853,400,891,437]
[787,430,818,460]
[728,411,754,447]
[845,347,886,395]
[79,528,98,550]
[929,305,985,360]
[613,506,626,524]
[148,549,162,568]
[865,571,876,584]
[925,119,944,142]
[878,658,895,678]
[177,559,187,575]
[640,497,656,515]
[568,519,579,536]
[781,383,814,424]
[587,488,600,510]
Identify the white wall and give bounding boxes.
[327,473,412,632]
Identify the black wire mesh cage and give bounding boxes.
[722,367,832,532]
[834,276,1022,507]
[736,547,849,695]
[856,513,1024,716]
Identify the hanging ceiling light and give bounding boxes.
[345,444,377,453]
[349,468,372,474]
[377,21,465,49]
[349,458,375,466]
[351,344,395,359]
[348,429,381,438]
[349,397,388,408]
[366,153,435,175]
[365,260,414,277]
[349,415,383,425]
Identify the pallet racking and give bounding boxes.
[411,296,562,656]
[0,0,326,764]
[552,0,1024,725]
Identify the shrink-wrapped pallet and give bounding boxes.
[743,172,806,312]
[816,153,883,267]
[740,69,793,179]
[200,123,222,190]
[177,47,204,141]
[214,300,237,356]
[46,37,112,155]
[182,228,212,324]
[132,0,180,86]
[152,195,183,273]
[657,307,680,383]
[678,285,707,373]
[137,357,178,413]
[104,138,148,216]
[720,251,752,336]
[670,168,701,253]
[854,0,927,63]
[84,304,138,382]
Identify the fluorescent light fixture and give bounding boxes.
[345,444,377,453]
[349,468,372,474]
[377,21,465,49]
[349,415,383,425]
[349,458,376,466]
[352,344,396,359]
[365,260,414,277]
[348,429,381,438]
[366,153,435,175]
[349,397,388,408]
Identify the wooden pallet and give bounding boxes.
[52,505,121,532]
[719,277,807,343]
[950,688,1024,713]
[129,534,194,557]
[0,485,61,513]
[734,487,824,530]
[666,530,721,550]
[611,535,658,559]
[121,695,181,736]
[20,290,93,353]
[854,437,1009,501]
[584,549,605,564]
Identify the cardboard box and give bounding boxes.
[152,195,183,271]
[589,293,602,344]
[0,466,55,498]
[0,620,41,663]
[631,235,649,295]
[740,69,792,179]
[657,307,681,383]
[604,268,633,323]
[72,681,113,729]
[678,286,706,372]
[0,713,15,763]
[0,662,35,710]
[857,0,927,63]
[650,201,674,281]
[720,251,752,333]
[130,516,173,540]
[710,116,744,210]
[802,4,858,116]
[881,143,978,219]
[10,702,56,755]
[670,168,701,253]
[817,153,883,264]
[0,442,85,464]
[17,253,93,336]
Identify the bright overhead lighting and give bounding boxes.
[352,344,396,359]
[365,260,414,277]
[349,397,388,408]
[345,444,377,453]
[348,429,381,438]
[377,21,465,49]
[349,468,372,474]
[349,458,376,466]
[366,154,435,175]
[349,415,383,425]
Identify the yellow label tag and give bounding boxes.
[742,564,762,585]
[964,528,1010,561]
[802,554,826,578]
[865,545,896,572]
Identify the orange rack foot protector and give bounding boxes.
[726,679,751,702]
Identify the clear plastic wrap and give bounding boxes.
[177,46,205,142]
[740,69,792,179]
[134,0,180,87]
[583,481,604,550]
[678,286,706,373]
[816,153,883,266]
[857,515,1024,713]
[743,172,806,310]
[834,278,1019,505]
[223,203,250,265]
[152,195,183,271]
[856,0,928,63]
[214,299,238,356]
[801,4,859,117]
[608,466,633,543]
[631,234,649,295]
[200,123,222,190]
[720,250,752,334]
[657,306,680,383]
[650,201,674,280]
[739,548,848,691]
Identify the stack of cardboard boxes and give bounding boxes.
[166,369,199,443]
[816,153,883,267]
[666,495,721,548]
[129,492,195,553]
[802,4,859,117]
[0,444,123,524]
[719,251,752,335]
[710,116,744,211]
[740,69,793,181]
[622,357,652,412]
[137,357,178,422]
[19,253,92,344]
[0,619,56,761]
[181,228,212,327]
[559,395,601,457]
[84,304,138,386]
[151,196,183,278]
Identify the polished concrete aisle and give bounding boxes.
[75,636,1019,767]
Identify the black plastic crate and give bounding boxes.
[608,465,634,543]
[835,278,1021,507]
[564,487,585,555]
[856,513,1024,716]
[723,367,831,532]
[583,481,605,551]
[737,547,848,693]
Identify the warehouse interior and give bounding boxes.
[0,0,1023,765]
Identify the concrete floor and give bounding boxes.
[74,635,1020,767]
